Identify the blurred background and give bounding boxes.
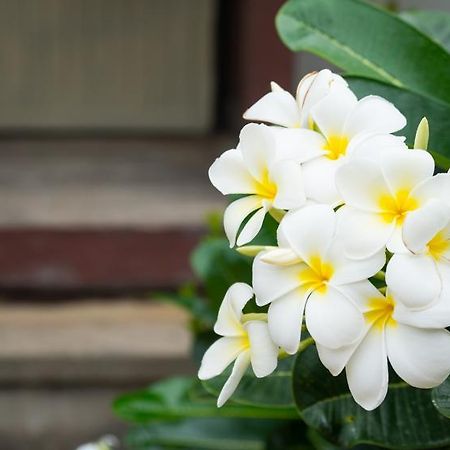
[0,0,447,449]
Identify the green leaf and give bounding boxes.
[203,358,297,409]
[125,418,282,450]
[293,345,450,449]
[432,377,450,419]
[113,376,298,423]
[276,0,450,105]
[191,238,252,311]
[400,10,450,53]
[347,76,450,169]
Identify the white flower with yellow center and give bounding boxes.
[336,149,450,259]
[198,283,278,407]
[252,204,385,354]
[316,282,450,411]
[386,199,450,311]
[209,123,305,247]
[299,83,407,205]
[243,69,347,129]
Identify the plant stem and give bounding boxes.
[241,313,268,323]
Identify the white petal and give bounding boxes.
[336,206,394,259]
[217,350,251,407]
[387,324,450,388]
[335,158,389,212]
[381,149,434,194]
[246,321,279,377]
[386,225,409,254]
[394,262,450,328]
[311,83,357,137]
[215,283,253,336]
[236,205,268,247]
[271,127,326,163]
[268,290,307,354]
[243,88,301,128]
[349,133,407,162]
[298,69,347,127]
[328,242,386,285]
[224,196,263,247]
[346,326,388,411]
[335,279,385,313]
[253,253,304,306]
[317,320,371,377]
[411,173,450,207]
[208,149,255,195]
[343,95,406,137]
[239,123,277,180]
[279,204,336,263]
[386,254,441,309]
[270,160,306,210]
[402,199,450,253]
[305,287,364,349]
[394,294,450,329]
[198,337,247,380]
[302,156,342,206]
[317,341,359,376]
[260,247,302,266]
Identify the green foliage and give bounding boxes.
[203,357,297,409]
[400,10,450,53]
[276,0,450,105]
[433,377,450,419]
[293,345,450,449]
[124,418,284,450]
[113,377,298,423]
[276,0,450,167]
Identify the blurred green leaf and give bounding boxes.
[347,76,450,169]
[276,0,450,105]
[203,358,297,409]
[191,238,252,312]
[114,377,298,423]
[293,345,450,449]
[432,377,450,419]
[125,418,282,450]
[400,10,450,53]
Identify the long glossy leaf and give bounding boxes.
[203,358,297,409]
[293,345,450,449]
[432,377,450,419]
[401,10,450,53]
[113,377,298,423]
[125,418,282,450]
[276,0,450,105]
[347,76,450,169]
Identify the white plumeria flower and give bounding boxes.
[198,283,278,407]
[243,69,346,129]
[316,282,450,411]
[298,83,407,205]
[209,123,305,247]
[336,149,450,259]
[386,199,450,310]
[252,204,385,354]
[76,436,118,450]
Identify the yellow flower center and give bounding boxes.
[378,189,419,225]
[427,230,450,260]
[253,168,277,199]
[323,135,349,160]
[364,296,397,331]
[298,255,334,294]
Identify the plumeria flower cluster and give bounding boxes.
[199,69,450,411]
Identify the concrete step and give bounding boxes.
[0,136,228,228]
[0,299,195,450]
